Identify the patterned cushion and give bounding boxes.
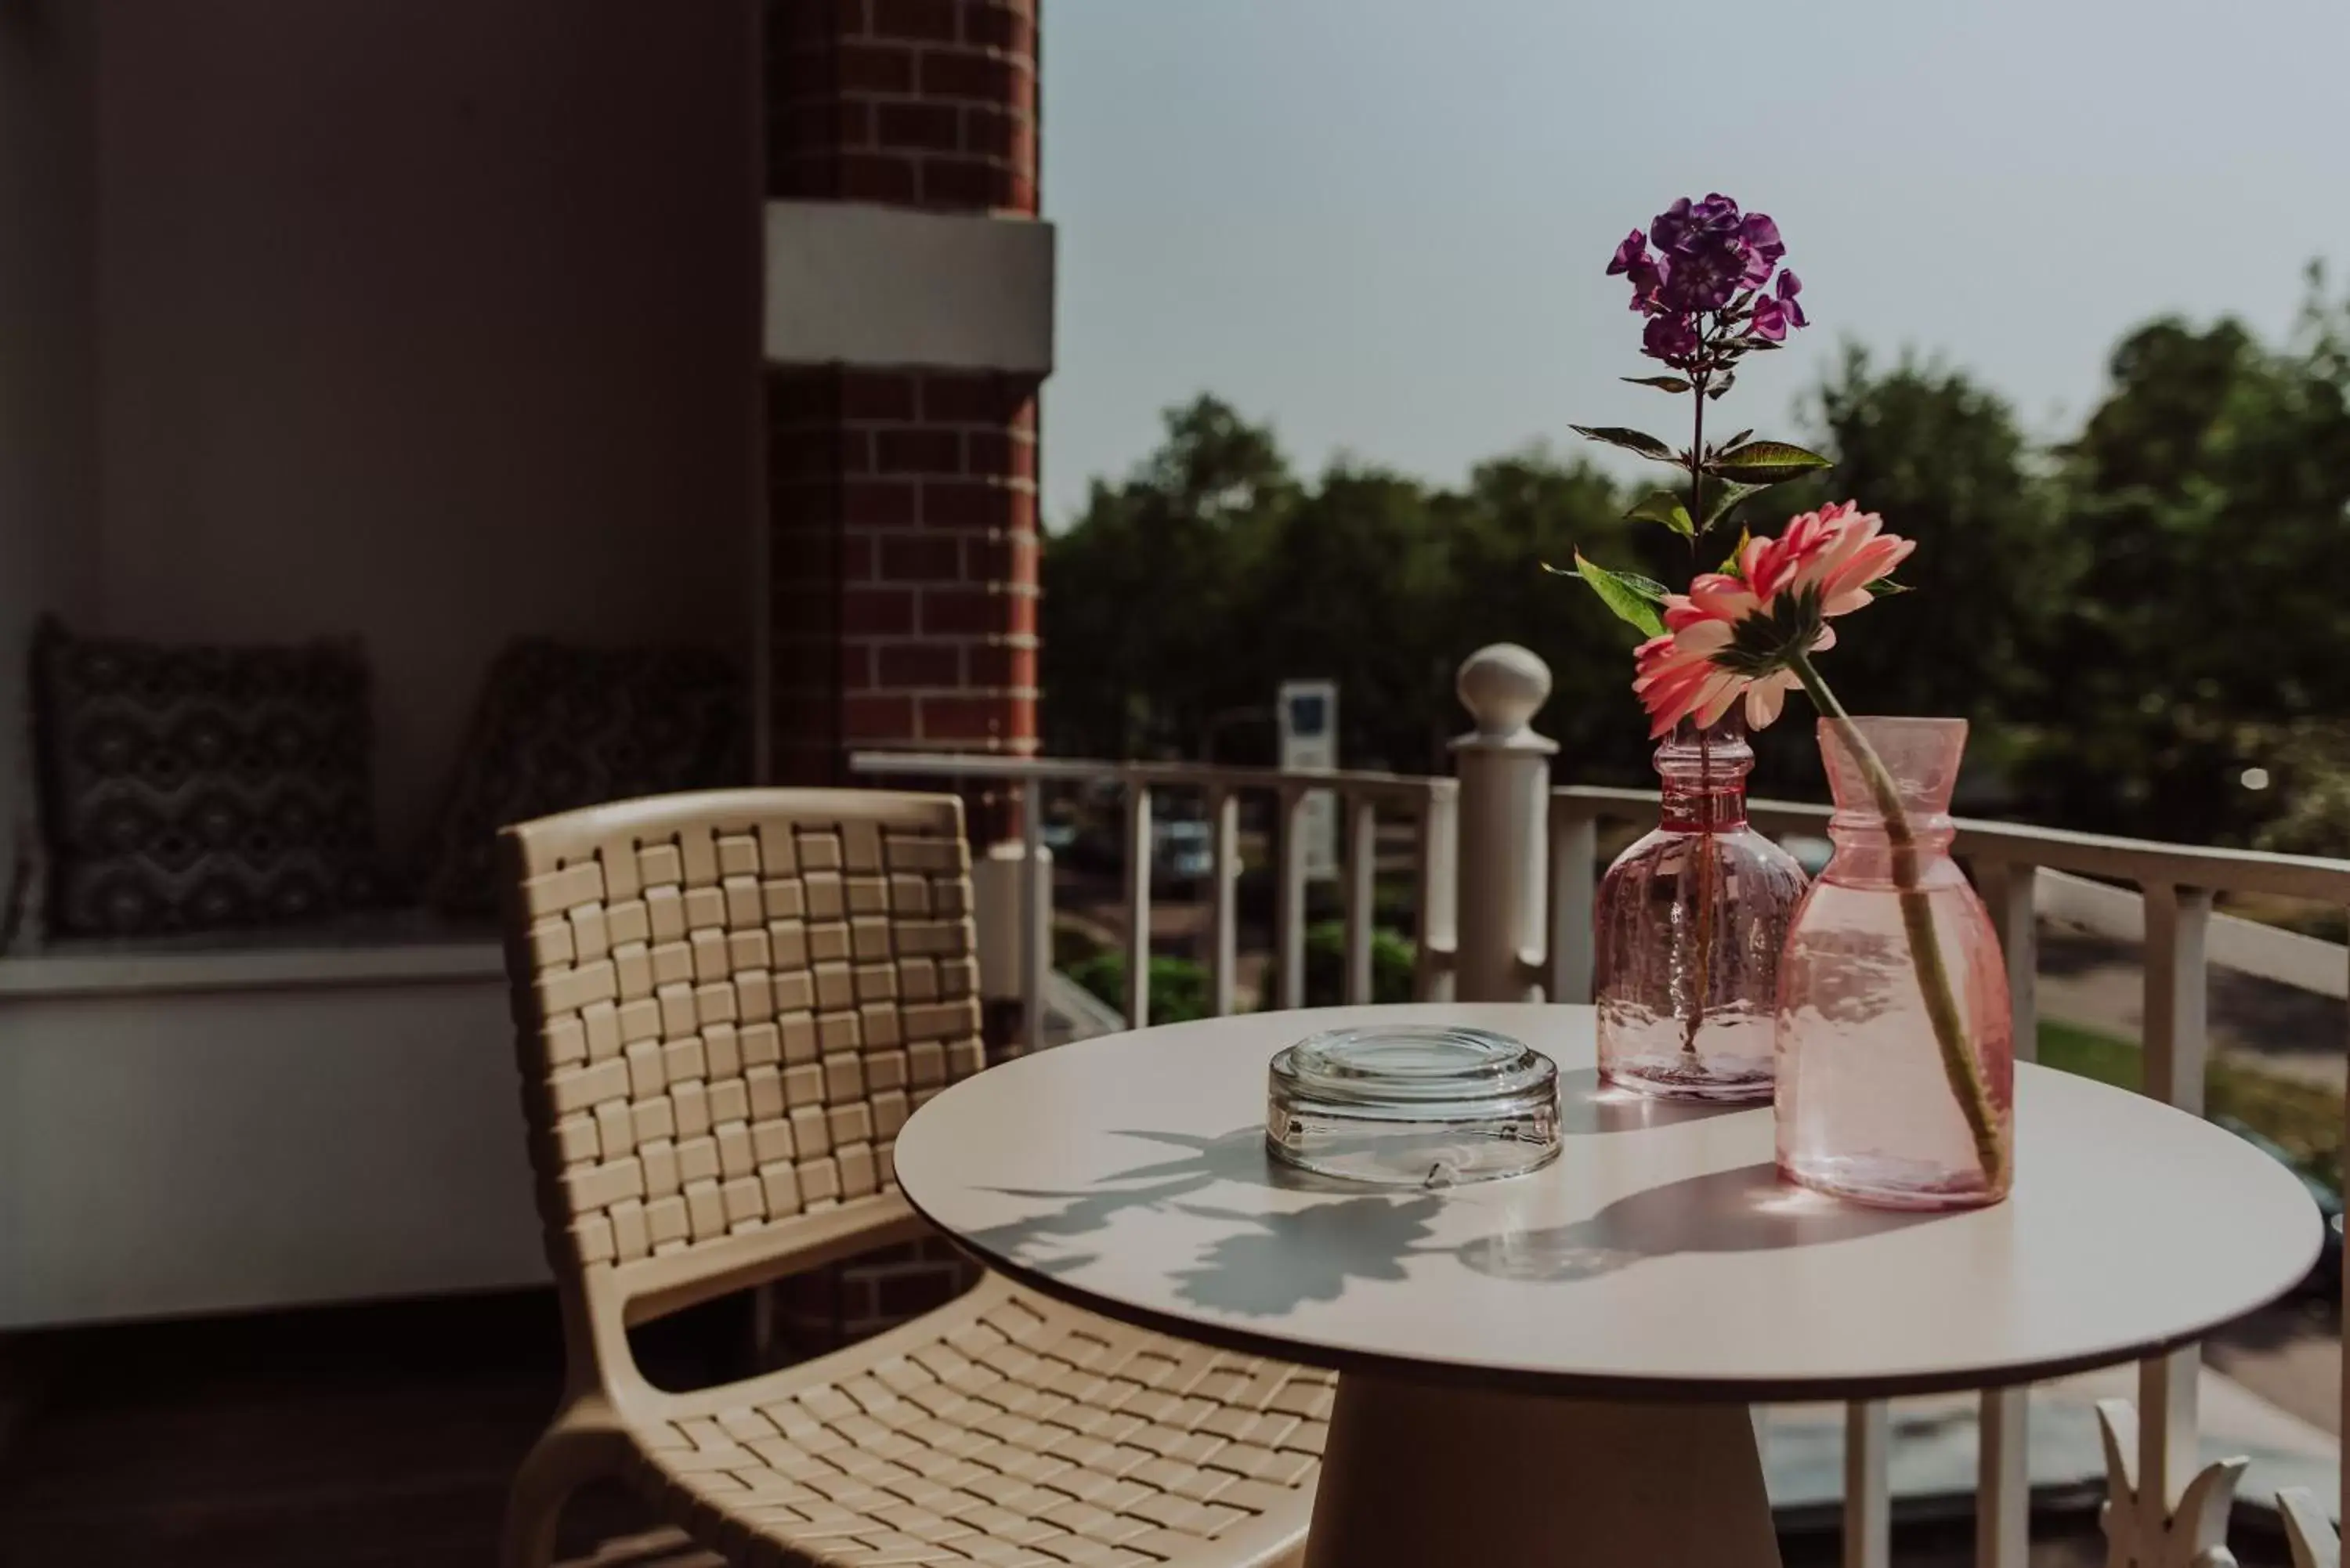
[31,619,388,937]
[416,640,748,916]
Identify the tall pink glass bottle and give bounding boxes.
[1775,717,2014,1209]
[1594,714,1808,1100]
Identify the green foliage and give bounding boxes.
[1045,397,1661,782]
[1564,551,1666,640]
[1066,948,1213,1026]
[1567,425,1678,462]
[2038,1017,2341,1192]
[1622,490,1695,537]
[2003,277,2350,840]
[1705,439,1834,483]
[1259,923,1419,1010]
[1045,275,2350,853]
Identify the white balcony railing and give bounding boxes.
[852,644,2350,1566]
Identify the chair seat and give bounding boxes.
[622,1274,1332,1568]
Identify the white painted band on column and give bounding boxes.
[764,201,1056,373]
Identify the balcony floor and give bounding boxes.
[0,1288,2230,1567]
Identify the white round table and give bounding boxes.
[894,1003,2320,1568]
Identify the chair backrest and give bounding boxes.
[498,787,985,1335]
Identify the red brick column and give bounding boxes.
[764,0,1041,793]
[758,0,1043,1344]
[768,0,1038,215]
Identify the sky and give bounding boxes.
[1038,0,2350,526]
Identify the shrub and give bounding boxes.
[1067,948,1213,1024]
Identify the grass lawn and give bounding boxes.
[2038,1017,2343,1189]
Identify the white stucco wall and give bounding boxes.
[0,968,547,1328]
[0,0,101,923]
[89,0,763,855]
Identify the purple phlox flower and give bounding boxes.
[1642,313,1701,363]
[1653,192,1741,255]
[1606,228,1647,276]
[1737,212,1784,287]
[1626,253,1669,312]
[1648,197,1697,254]
[1689,192,1742,233]
[1750,269,1807,341]
[1777,268,1806,328]
[1659,232,1744,313]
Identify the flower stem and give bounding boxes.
[1680,362,1713,1057]
[1787,652,2007,1190]
[1683,723,1716,1056]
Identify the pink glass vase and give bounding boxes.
[1774,717,2015,1209]
[1594,714,1809,1100]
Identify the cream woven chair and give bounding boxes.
[499,789,1330,1568]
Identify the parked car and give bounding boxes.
[2212,1114,2342,1295]
[1154,818,1214,884]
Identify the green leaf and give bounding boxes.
[1624,488,1694,537]
[1708,439,1834,484]
[1723,429,1755,450]
[1719,527,1751,573]
[1706,374,1736,401]
[1867,578,1913,597]
[1564,551,1667,639]
[1619,374,1694,394]
[1701,479,1767,531]
[1568,425,1678,463]
[1741,337,1782,352]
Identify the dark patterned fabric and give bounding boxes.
[31,619,387,937]
[417,640,748,916]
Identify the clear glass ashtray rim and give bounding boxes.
[1267,1024,1560,1115]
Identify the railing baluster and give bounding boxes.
[1209,786,1240,1017]
[1982,860,2039,1060]
[1344,794,1376,1005]
[1549,803,1598,1004]
[1844,1400,1890,1568]
[1414,782,1459,1003]
[1976,1386,2029,1568]
[1976,858,2036,1568]
[1020,775,1045,1057]
[1276,789,1309,1011]
[2136,882,2213,1536]
[1123,782,1152,1029]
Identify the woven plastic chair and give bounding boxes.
[499,789,1329,1568]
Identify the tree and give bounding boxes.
[2019,278,2350,842]
[1748,349,2079,802]
[1039,397,1294,760]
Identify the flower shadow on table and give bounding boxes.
[960,1127,1400,1295]
[1166,1194,1444,1317]
[1453,1161,1936,1284]
[964,1129,1937,1323]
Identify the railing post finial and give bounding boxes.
[1450,645,1557,1003]
[1455,643,1553,748]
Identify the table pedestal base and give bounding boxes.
[1303,1371,1781,1568]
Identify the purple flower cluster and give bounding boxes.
[1606,193,1806,369]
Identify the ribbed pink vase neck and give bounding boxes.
[1656,714,1752,833]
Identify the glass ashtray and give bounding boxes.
[1265,1024,1561,1187]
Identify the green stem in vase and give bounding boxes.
[1788,651,2006,1190]
[1680,369,1713,1057]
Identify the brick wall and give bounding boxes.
[767,0,1038,215]
[768,365,1039,786]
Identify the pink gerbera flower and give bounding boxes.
[1631,501,1910,738]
